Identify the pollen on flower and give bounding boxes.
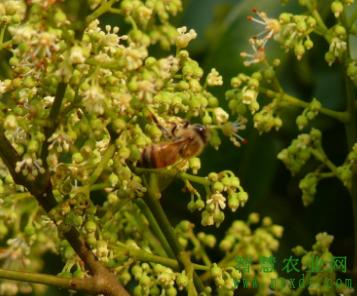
[242,88,258,105]
[247,9,280,42]
[213,107,229,124]
[112,92,132,114]
[0,80,10,94]
[43,96,55,108]
[222,119,247,147]
[137,80,156,102]
[15,155,45,180]
[48,129,72,152]
[70,46,86,64]
[240,38,266,66]
[4,115,18,129]
[329,37,347,57]
[207,193,226,210]
[158,56,179,79]
[82,84,106,114]
[176,26,197,48]
[124,45,148,70]
[206,68,223,86]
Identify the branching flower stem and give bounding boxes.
[88,144,116,185]
[187,233,212,266]
[86,0,118,25]
[135,198,175,259]
[311,9,329,36]
[0,25,11,51]
[143,173,205,295]
[178,252,198,296]
[135,167,210,186]
[260,59,349,123]
[310,149,338,175]
[341,9,357,277]
[112,243,208,271]
[40,82,68,166]
[200,251,237,282]
[260,88,349,123]
[179,172,210,186]
[0,268,112,294]
[0,25,5,44]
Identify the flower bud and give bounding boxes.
[331,1,344,18]
[228,193,239,212]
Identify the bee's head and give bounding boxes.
[193,124,208,144]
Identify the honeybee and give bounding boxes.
[140,116,208,168]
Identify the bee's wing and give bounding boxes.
[152,138,191,191]
[175,136,194,146]
[159,138,193,190]
[156,172,177,193]
[172,137,194,157]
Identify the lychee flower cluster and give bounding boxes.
[296,98,322,130]
[219,214,283,256]
[206,68,223,87]
[241,9,279,66]
[120,0,182,49]
[244,3,353,70]
[279,129,356,206]
[299,172,320,206]
[218,214,284,295]
[0,1,238,200]
[0,189,58,294]
[0,1,26,25]
[15,154,45,180]
[347,60,357,83]
[276,13,316,60]
[253,98,283,133]
[131,263,178,296]
[325,25,347,66]
[0,237,32,295]
[336,143,357,189]
[174,220,216,262]
[226,67,287,134]
[226,73,261,115]
[185,170,248,227]
[243,9,317,63]
[278,129,325,206]
[209,263,242,294]
[277,128,322,175]
[292,232,354,296]
[171,221,249,295]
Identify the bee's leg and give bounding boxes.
[159,123,174,139]
[175,159,189,170]
[171,123,178,137]
[148,111,174,139]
